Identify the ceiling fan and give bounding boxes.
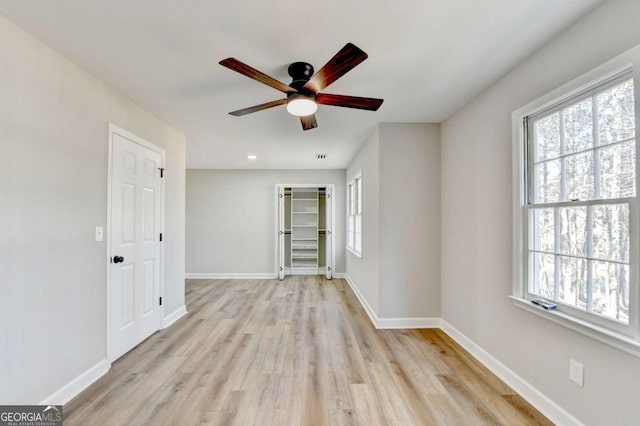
[219,43,384,131]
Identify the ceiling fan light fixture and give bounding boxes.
[286,93,317,117]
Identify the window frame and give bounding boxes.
[347,171,363,257]
[527,74,635,334]
[512,47,640,357]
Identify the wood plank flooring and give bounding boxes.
[64,277,552,425]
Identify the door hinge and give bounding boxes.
[159,297,162,306]
[160,233,163,242]
[159,168,165,178]
[280,267,283,271]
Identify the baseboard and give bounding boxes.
[342,274,438,330]
[439,320,582,426]
[342,273,380,327]
[163,305,187,329]
[185,273,278,279]
[376,317,441,329]
[40,359,110,406]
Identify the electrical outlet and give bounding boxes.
[569,359,584,387]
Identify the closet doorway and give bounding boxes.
[275,184,335,280]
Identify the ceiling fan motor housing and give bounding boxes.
[287,62,314,91]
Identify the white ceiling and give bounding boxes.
[0,0,603,169]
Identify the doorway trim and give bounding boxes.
[106,123,166,363]
[274,183,336,278]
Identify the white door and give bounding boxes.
[109,130,163,361]
[325,187,333,279]
[278,186,285,280]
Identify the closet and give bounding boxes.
[276,184,334,279]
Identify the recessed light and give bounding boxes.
[247,155,257,160]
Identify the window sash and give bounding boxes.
[354,213,362,253]
[526,201,633,330]
[526,73,636,205]
[347,181,355,251]
[347,175,362,255]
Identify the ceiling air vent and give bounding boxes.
[316,154,327,159]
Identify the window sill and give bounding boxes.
[346,247,362,259]
[510,296,640,358]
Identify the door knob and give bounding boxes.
[113,256,124,264]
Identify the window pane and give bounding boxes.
[356,178,362,214]
[530,252,555,299]
[564,98,593,154]
[535,112,560,161]
[599,140,636,199]
[559,207,587,257]
[592,261,629,323]
[565,151,595,201]
[348,216,355,249]
[597,79,635,145]
[592,204,629,263]
[355,214,362,253]
[349,184,355,214]
[531,208,555,252]
[559,256,588,310]
[535,159,561,203]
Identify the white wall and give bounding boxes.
[346,123,441,320]
[346,129,380,314]
[379,123,440,318]
[186,169,346,275]
[441,0,640,424]
[0,14,186,404]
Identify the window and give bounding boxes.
[347,173,362,256]
[513,58,640,353]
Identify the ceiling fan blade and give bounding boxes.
[302,43,368,94]
[300,114,318,131]
[229,99,287,116]
[220,58,296,94]
[316,93,383,111]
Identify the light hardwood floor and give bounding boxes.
[65,277,552,425]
